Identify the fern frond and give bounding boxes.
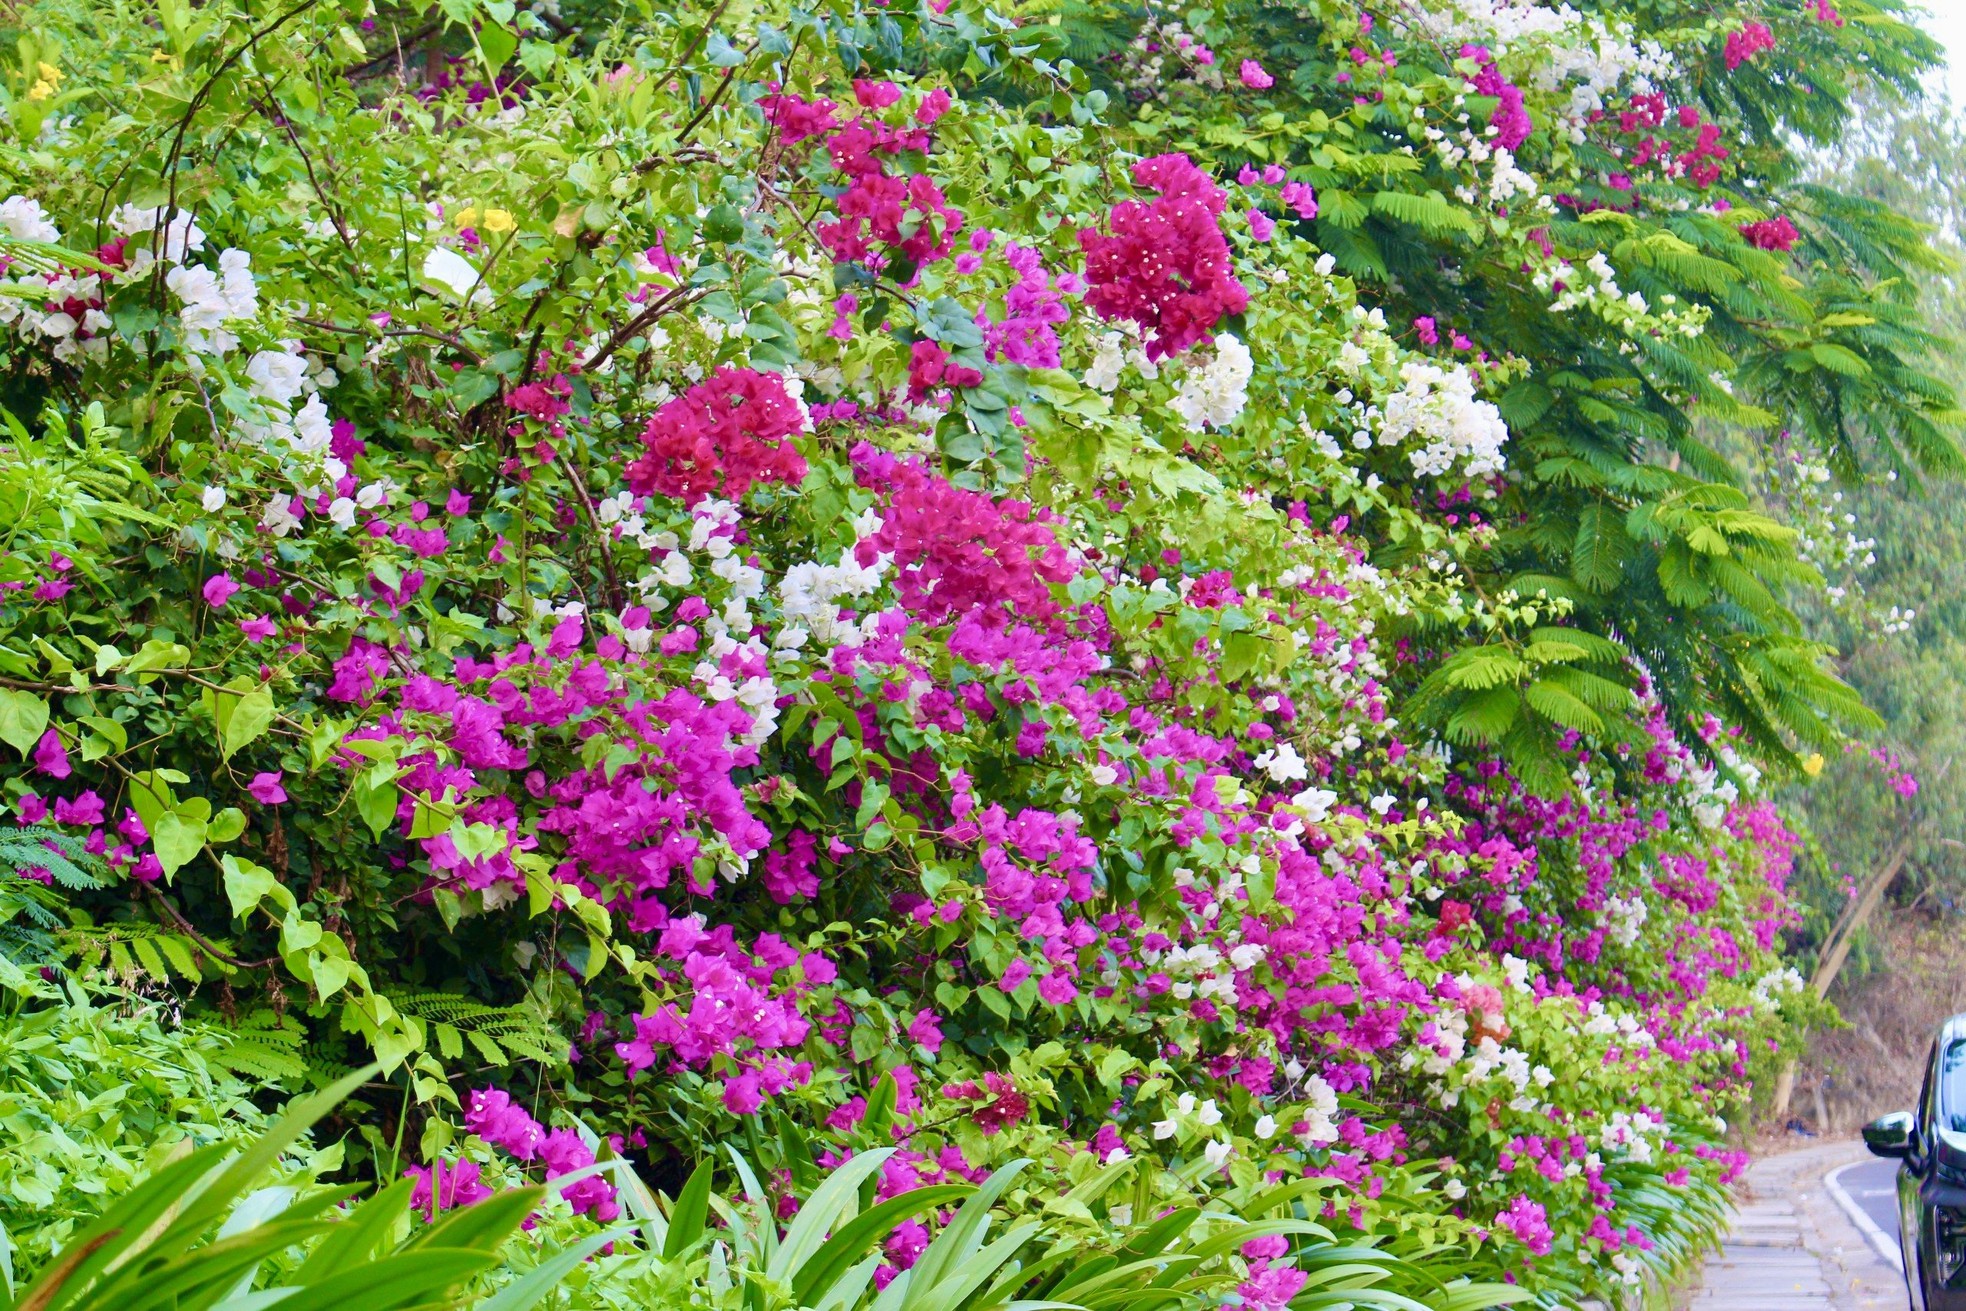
[386,988,567,1066]
[0,825,108,890]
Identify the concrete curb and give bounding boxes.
[1825,1160,1904,1273]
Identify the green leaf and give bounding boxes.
[218,683,276,760]
[125,638,191,676]
[479,1226,633,1311]
[704,204,746,243]
[663,1159,716,1260]
[1570,505,1627,593]
[1523,677,1604,732]
[255,1249,501,1311]
[1221,629,1269,683]
[152,811,208,878]
[208,807,248,844]
[1498,380,1554,429]
[1809,342,1871,377]
[1445,687,1520,745]
[0,689,48,756]
[1439,647,1525,691]
[477,20,518,73]
[222,853,280,917]
[768,1148,895,1285]
[128,770,178,833]
[354,766,402,839]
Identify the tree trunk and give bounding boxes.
[1769,1062,1797,1124]
[1769,783,1936,1127]
[1810,830,1917,1000]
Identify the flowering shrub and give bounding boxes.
[0,0,1941,1304]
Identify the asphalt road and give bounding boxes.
[1841,1155,1903,1251]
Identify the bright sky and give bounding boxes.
[1918,1,1966,107]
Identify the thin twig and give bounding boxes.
[582,283,704,372]
[555,447,623,609]
[147,886,281,970]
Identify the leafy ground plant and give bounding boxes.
[0,1065,623,1311]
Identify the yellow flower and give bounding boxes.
[456,206,515,235]
[26,61,61,102]
[1802,752,1824,777]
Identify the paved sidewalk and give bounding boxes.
[1679,1140,1907,1311]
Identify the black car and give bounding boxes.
[1865,1016,1966,1309]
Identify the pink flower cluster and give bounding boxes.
[978,243,1072,369]
[1723,21,1776,70]
[13,782,164,884]
[1079,152,1249,359]
[905,340,982,401]
[626,366,809,504]
[850,444,1074,628]
[448,1087,621,1220]
[1463,44,1532,151]
[612,920,817,1116]
[1739,215,1799,252]
[404,1158,493,1219]
[336,608,771,917]
[1497,1195,1555,1256]
[1611,94,1731,188]
[766,81,964,274]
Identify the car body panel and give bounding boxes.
[1869,1018,1966,1309]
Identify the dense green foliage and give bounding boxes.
[1768,98,1966,972]
[0,0,1952,1306]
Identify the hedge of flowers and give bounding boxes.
[0,0,1931,1303]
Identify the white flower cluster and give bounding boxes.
[1750,966,1805,1010]
[1482,147,1541,206]
[1579,998,1656,1048]
[1421,110,1555,212]
[1082,323,1162,393]
[1289,786,1338,822]
[611,499,783,748]
[1775,453,1899,624]
[1501,953,1533,991]
[0,197,110,362]
[1602,892,1648,947]
[1410,1,1675,135]
[1116,14,1223,97]
[1682,739,1759,828]
[227,341,351,544]
[1293,1073,1342,1145]
[1537,251,1707,341]
[1142,928,1264,1010]
[1254,739,1309,783]
[1467,1035,1556,1112]
[1598,1108,1665,1163]
[773,508,890,657]
[1151,1091,1234,1167]
[1408,1005,1469,1077]
[109,204,208,272]
[167,249,260,356]
[1170,333,1252,431]
[0,195,59,244]
[1376,360,1510,478]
